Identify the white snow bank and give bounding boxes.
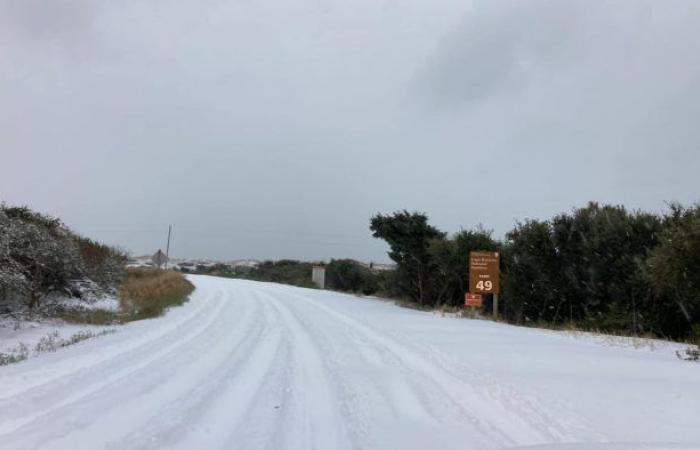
[0,317,117,361]
[57,296,120,312]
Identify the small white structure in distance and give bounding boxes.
[312,266,326,289]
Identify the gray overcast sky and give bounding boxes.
[1,0,699,262]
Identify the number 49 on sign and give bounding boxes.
[474,280,493,291]
[469,251,500,294]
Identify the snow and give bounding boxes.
[0,275,697,450]
[57,296,120,312]
[0,318,115,357]
[0,294,120,359]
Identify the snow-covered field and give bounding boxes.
[0,275,697,450]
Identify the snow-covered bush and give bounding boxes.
[75,236,127,293]
[4,208,83,308]
[0,342,28,365]
[0,209,30,307]
[31,329,116,356]
[0,205,126,312]
[35,330,61,353]
[677,346,700,362]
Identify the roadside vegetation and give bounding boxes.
[369,202,700,346]
[0,204,196,366]
[5,201,697,355]
[0,204,126,314]
[0,329,118,366]
[325,259,381,295]
[189,201,700,348]
[184,258,386,295]
[119,268,194,320]
[184,260,318,288]
[61,268,194,324]
[0,204,194,324]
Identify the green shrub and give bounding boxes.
[371,202,700,341]
[326,259,379,295]
[188,260,317,288]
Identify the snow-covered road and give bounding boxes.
[0,275,698,450]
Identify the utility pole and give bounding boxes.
[165,225,172,269]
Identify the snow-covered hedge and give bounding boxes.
[0,205,126,311]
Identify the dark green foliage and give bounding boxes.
[372,268,407,299]
[647,204,700,338]
[370,211,499,308]
[500,203,668,335]
[247,260,317,288]
[326,259,379,295]
[555,204,661,333]
[501,219,560,324]
[428,228,500,307]
[372,202,700,341]
[501,203,664,333]
[190,260,317,288]
[370,211,445,305]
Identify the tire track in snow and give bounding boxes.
[114,293,285,450]
[0,285,233,440]
[0,280,266,449]
[261,286,496,449]
[0,277,626,449]
[258,290,354,450]
[267,286,590,448]
[397,339,606,443]
[0,282,227,401]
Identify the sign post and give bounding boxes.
[152,249,168,269]
[469,251,500,319]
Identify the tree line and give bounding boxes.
[184,259,384,294]
[369,202,700,342]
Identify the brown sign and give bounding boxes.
[469,251,500,294]
[465,293,482,307]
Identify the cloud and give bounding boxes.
[418,0,700,109]
[1,0,699,260]
[0,0,99,56]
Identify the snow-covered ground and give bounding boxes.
[0,275,697,450]
[0,295,119,362]
[0,318,115,356]
[56,296,120,312]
